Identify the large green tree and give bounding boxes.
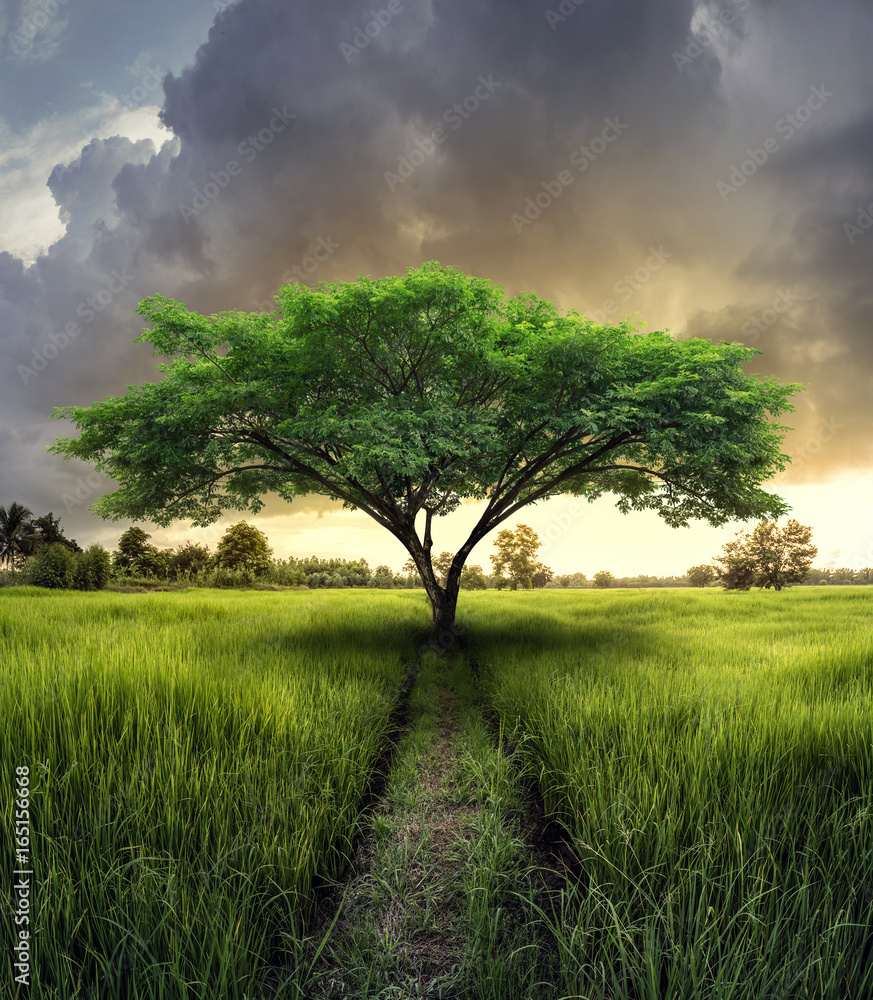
[49,261,798,635]
[715,519,816,591]
[211,521,272,575]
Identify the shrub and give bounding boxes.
[169,542,211,579]
[113,526,169,578]
[72,545,111,591]
[26,543,76,589]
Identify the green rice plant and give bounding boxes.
[460,587,873,1000]
[0,588,428,999]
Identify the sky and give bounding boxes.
[1,0,872,578]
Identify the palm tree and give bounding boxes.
[0,503,36,574]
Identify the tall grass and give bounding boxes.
[0,588,427,999]
[462,587,873,1000]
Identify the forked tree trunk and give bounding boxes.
[400,535,464,640]
[430,575,460,639]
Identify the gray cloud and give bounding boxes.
[1,0,871,547]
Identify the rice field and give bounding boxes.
[0,588,426,999]
[462,588,873,999]
[3,585,872,999]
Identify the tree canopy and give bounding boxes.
[489,523,551,590]
[49,260,800,633]
[714,519,816,591]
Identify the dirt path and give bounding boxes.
[299,648,579,1000]
[309,652,479,994]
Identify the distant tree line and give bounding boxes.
[5,505,867,594]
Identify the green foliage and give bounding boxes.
[25,542,76,588]
[687,564,717,587]
[211,521,272,575]
[593,569,615,588]
[72,545,111,590]
[267,558,308,587]
[49,261,799,538]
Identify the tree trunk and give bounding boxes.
[430,581,460,639]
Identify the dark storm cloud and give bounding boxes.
[716,106,873,478]
[1,0,870,544]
